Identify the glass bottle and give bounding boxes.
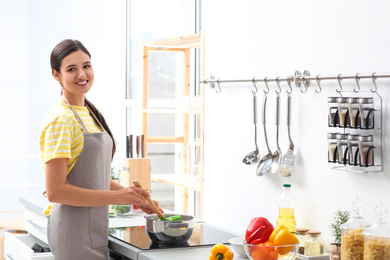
[328,133,339,163]
[304,231,324,256]
[341,197,371,260]
[348,134,360,166]
[348,97,360,128]
[328,97,339,127]
[337,97,349,128]
[359,135,374,167]
[276,184,296,232]
[359,97,375,129]
[296,228,309,255]
[362,203,390,260]
[336,133,349,164]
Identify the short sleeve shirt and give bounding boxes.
[40,101,103,174]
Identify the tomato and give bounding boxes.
[251,246,269,260]
[267,251,278,260]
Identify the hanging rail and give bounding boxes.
[200,70,390,93]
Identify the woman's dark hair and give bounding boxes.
[50,39,116,159]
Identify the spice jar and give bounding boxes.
[359,135,374,167]
[296,228,309,255]
[304,231,324,256]
[328,133,338,163]
[362,203,390,260]
[336,133,349,164]
[341,197,371,260]
[337,97,349,128]
[348,134,360,166]
[359,97,375,129]
[348,97,360,128]
[328,97,339,127]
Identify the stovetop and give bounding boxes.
[109,222,240,250]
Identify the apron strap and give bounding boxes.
[62,96,89,133]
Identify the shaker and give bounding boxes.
[328,133,338,163]
[358,135,374,167]
[347,134,360,166]
[336,133,349,164]
[348,97,360,128]
[328,97,339,127]
[359,97,374,129]
[337,97,349,128]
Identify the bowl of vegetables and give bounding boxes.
[111,205,133,216]
[244,242,299,260]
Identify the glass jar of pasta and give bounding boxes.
[340,197,371,260]
[362,203,390,259]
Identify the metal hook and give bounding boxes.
[371,72,378,93]
[300,73,308,93]
[275,77,282,94]
[286,76,293,94]
[336,74,343,94]
[215,79,222,94]
[263,77,270,94]
[315,75,322,93]
[354,73,361,93]
[252,77,258,94]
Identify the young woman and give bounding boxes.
[40,39,163,259]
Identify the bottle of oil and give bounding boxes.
[276,184,296,232]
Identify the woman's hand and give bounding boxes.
[114,186,150,206]
[138,199,164,214]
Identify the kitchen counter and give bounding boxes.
[19,196,246,260]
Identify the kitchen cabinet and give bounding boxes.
[140,32,205,218]
[4,232,53,260]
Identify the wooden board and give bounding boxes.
[122,158,151,192]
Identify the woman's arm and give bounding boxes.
[45,158,149,207]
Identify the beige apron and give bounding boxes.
[48,99,112,259]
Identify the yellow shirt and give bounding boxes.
[40,102,104,215]
[40,101,103,173]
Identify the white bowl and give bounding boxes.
[229,236,248,258]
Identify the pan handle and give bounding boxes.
[167,222,189,229]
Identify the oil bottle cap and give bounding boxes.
[283,184,291,188]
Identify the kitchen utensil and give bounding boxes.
[280,93,296,177]
[145,213,194,244]
[271,93,282,173]
[129,134,134,158]
[256,93,274,176]
[243,92,260,165]
[133,180,180,221]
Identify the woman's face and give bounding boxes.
[53,50,94,102]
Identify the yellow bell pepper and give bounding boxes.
[268,224,288,243]
[273,228,299,255]
[209,243,234,260]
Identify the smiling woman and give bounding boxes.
[40,39,163,259]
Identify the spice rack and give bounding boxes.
[327,90,383,173]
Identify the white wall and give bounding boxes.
[0,0,126,218]
[202,0,390,246]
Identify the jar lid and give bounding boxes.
[347,134,360,141]
[363,203,390,238]
[328,97,338,103]
[328,133,339,139]
[336,133,349,140]
[359,135,373,142]
[308,231,321,237]
[359,97,374,104]
[348,97,359,104]
[337,97,349,103]
[296,228,309,234]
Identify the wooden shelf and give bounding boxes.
[143,108,201,114]
[151,174,201,191]
[147,136,184,144]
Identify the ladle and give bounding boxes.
[256,93,274,176]
[243,90,260,165]
[271,93,282,173]
[133,180,180,221]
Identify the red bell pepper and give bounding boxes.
[245,217,274,245]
